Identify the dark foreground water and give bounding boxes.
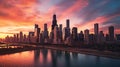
[0,49,120,67]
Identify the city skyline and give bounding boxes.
[2,14,120,39]
[0,0,120,38]
[4,14,120,45]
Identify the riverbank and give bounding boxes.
[0,46,40,55]
[0,44,120,59]
[38,45,120,59]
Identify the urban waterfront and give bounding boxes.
[0,48,120,67]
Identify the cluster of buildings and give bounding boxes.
[5,14,120,45]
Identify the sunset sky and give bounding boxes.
[0,0,120,38]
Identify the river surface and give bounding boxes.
[0,48,120,67]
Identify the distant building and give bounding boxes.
[72,27,78,41]
[49,32,54,43]
[13,34,17,43]
[64,19,70,41]
[109,26,114,41]
[52,14,58,31]
[116,34,120,41]
[34,24,40,43]
[66,19,70,28]
[106,34,109,41]
[58,24,63,43]
[28,32,34,43]
[94,23,99,35]
[84,29,89,44]
[34,24,39,37]
[89,34,95,44]
[39,32,44,44]
[99,31,105,43]
[43,23,49,43]
[16,34,19,43]
[53,26,59,44]
[19,31,23,43]
[65,35,72,45]
[94,23,99,43]
[23,34,27,43]
[78,31,84,42]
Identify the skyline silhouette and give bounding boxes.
[4,14,120,45]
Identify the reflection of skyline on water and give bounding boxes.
[0,49,120,67]
[33,49,78,67]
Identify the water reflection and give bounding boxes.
[34,49,40,67]
[65,51,71,67]
[42,49,48,63]
[72,52,78,60]
[51,50,58,67]
[0,49,120,67]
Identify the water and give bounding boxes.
[0,49,120,67]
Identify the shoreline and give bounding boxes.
[0,44,120,59]
[38,45,120,59]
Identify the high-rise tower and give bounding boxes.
[34,24,40,43]
[66,19,70,28]
[52,14,58,30]
[72,27,78,41]
[84,29,89,44]
[94,23,99,43]
[109,26,114,41]
[94,23,99,35]
[64,19,70,41]
[19,31,23,43]
[43,23,49,43]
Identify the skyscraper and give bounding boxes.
[36,28,40,43]
[109,26,114,41]
[51,14,58,43]
[16,34,19,43]
[43,23,49,43]
[34,24,38,37]
[44,23,48,31]
[89,34,95,44]
[52,14,58,31]
[72,27,78,41]
[94,23,99,35]
[106,34,109,41]
[13,34,17,43]
[94,23,99,43]
[53,26,59,44]
[64,19,71,41]
[58,24,63,43]
[84,29,89,44]
[99,31,105,43]
[19,31,23,43]
[34,24,40,43]
[28,32,34,43]
[39,32,44,44]
[66,19,70,28]
[78,31,84,42]
[23,34,27,43]
[116,34,120,41]
[49,31,54,43]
